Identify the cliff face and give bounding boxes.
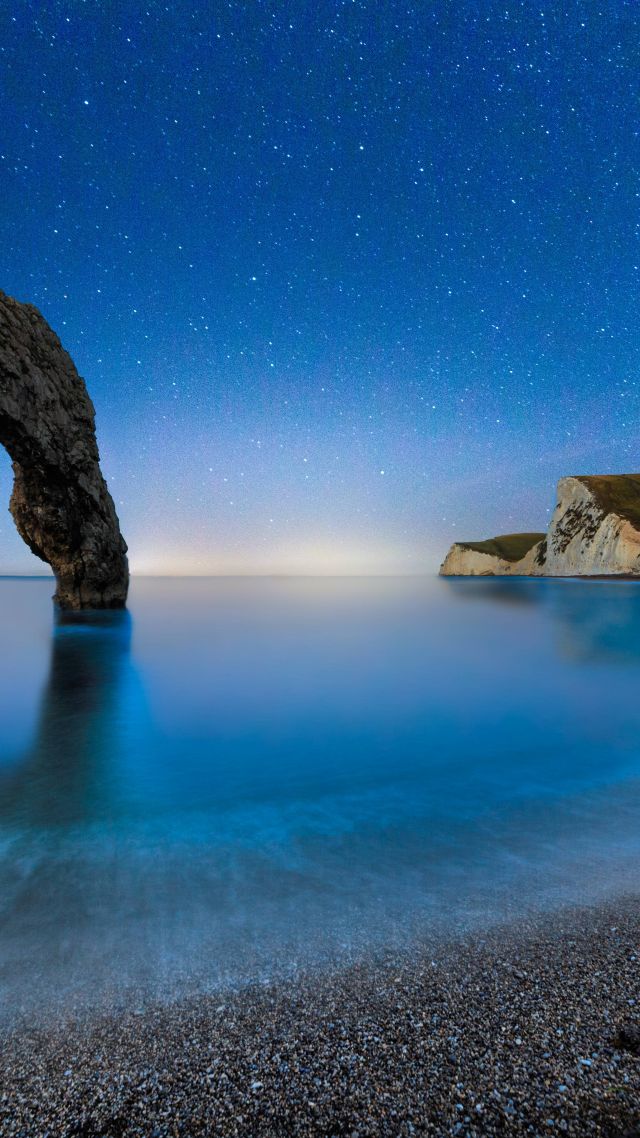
[440,475,640,578]
[0,291,129,608]
[440,533,545,576]
[543,476,640,576]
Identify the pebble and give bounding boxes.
[1,898,640,1136]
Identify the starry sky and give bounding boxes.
[1,1,638,575]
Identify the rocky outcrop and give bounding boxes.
[543,476,640,575]
[440,533,545,576]
[440,475,640,578]
[0,291,128,608]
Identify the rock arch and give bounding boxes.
[0,290,128,608]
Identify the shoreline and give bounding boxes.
[2,896,640,1135]
[442,573,640,581]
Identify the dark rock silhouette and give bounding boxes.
[0,291,128,607]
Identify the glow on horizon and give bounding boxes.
[129,538,433,577]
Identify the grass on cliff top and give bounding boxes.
[576,474,640,530]
[458,533,546,562]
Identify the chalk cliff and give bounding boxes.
[440,475,640,578]
[439,532,545,576]
[0,291,129,608]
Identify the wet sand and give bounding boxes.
[1,897,640,1136]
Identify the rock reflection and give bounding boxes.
[444,577,640,662]
[0,609,132,828]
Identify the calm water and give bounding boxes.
[1,575,640,1019]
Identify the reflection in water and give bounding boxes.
[444,577,542,609]
[0,610,132,828]
[547,585,640,663]
[445,577,640,662]
[1,576,640,1020]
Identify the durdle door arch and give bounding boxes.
[0,290,128,609]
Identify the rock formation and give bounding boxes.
[0,290,128,608]
[440,475,640,578]
[439,532,546,577]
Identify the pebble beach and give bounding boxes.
[2,897,640,1137]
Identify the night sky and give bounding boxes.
[1,1,638,574]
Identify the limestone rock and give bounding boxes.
[0,290,128,608]
[440,475,640,578]
[440,533,545,576]
[544,475,640,576]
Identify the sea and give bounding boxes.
[1,574,639,1019]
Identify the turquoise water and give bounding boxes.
[1,575,640,1017]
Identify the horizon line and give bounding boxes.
[0,571,435,580]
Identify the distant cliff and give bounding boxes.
[440,475,640,577]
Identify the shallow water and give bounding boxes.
[1,575,640,1018]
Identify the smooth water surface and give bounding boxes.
[1,575,640,1018]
